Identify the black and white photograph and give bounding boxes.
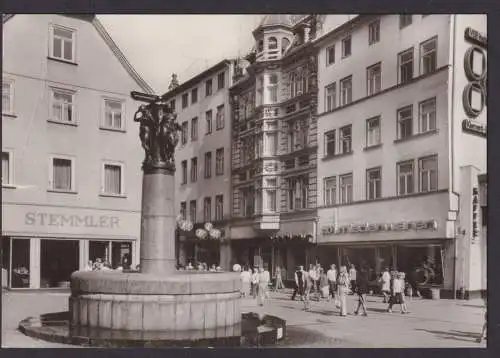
[1,13,488,348]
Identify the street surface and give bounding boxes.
[1,289,487,348]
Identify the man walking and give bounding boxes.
[291,265,306,301]
[327,264,337,301]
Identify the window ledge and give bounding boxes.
[394,129,439,144]
[99,193,127,199]
[47,119,78,127]
[47,189,78,194]
[322,151,354,161]
[2,184,17,189]
[99,126,126,133]
[363,143,383,152]
[47,56,78,66]
[2,113,17,118]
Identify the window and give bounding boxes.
[325,83,336,112]
[324,177,336,206]
[326,45,335,65]
[218,72,225,90]
[191,88,198,104]
[241,187,255,217]
[265,132,278,156]
[50,25,75,62]
[191,117,198,140]
[366,167,382,200]
[216,148,224,176]
[203,197,212,222]
[215,195,224,221]
[180,202,187,220]
[189,200,197,222]
[397,106,413,139]
[182,93,188,108]
[324,130,336,156]
[268,37,278,50]
[265,179,277,212]
[287,177,308,210]
[181,160,187,184]
[103,163,123,195]
[169,99,176,112]
[421,37,437,75]
[190,157,197,182]
[368,20,380,45]
[257,76,264,105]
[341,36,351,58]
[50,88,75,123]
[366,116,381,147]
[340,76,352,106]
[397,160,414,195]
[290,69,308,98]
[206,110,213,134]
[205,79,213,96]
[101,99,124,130]
[340,174,353,204]
[51,157,74,191]
[367,63,381,96]
[339,125,352,154]
[2,79,14,115]
[400,15,412,28]
[181,121,188,145]
[398,48,414,84]
[204,152,212,178]
[419,98,437,133]
[419,155,438,192]
[216,104,225,130]
[2,151,12,185]
[268,74,278,104]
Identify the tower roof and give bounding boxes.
[259,14,295,28]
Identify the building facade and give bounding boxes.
[315,14,487,297]
[160,61,237,270]
[2,14,153,289]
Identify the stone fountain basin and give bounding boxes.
[69,270,241,332]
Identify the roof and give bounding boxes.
[253,14,309,35]
[2,14,154,94]
[160,59,233,100]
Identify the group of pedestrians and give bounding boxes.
[238,266,271,306]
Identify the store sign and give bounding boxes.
[321,220,437,236]
[24,212,120,229]
[472,187,479,243]
[462,27,487,137]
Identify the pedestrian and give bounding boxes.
[380,267,391,303]
[319,268,329,300]
[388,271,408,314]
[308,264,318,294]
[349,264,357,295]
[291,265,305,301]
[327,264,337,302]
[258,266,270,306]
[93,258,103,271]
[84,260,93,271]
[240,267,251,298]
[303,269,313,311]
[354,267,369,316]
[400,272,410,313]
[476,290,487,343]
[337,265,350,317]
[274,265,285,292]
[251,267,260,299]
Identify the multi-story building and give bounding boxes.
[2,14,153,289]
[228,15,352,280]
[161,60,237,270]
[315,14,487,298]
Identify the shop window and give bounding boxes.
[367,63,381,96]
[204,151,212,178]
[102,99,124,130]
[368,19,380,45]
[181,160,187,184]
[206,110,213,134]
[419,97,437,133]
[216,104,225,130]
[205,79,213,97]
[103,162,124,195]
[397,160,414,195]
[397,105,413,139]
[190,157,197,182]
[340,173,353,204]
[181,121,188,144]
[50,157,75,192]
[397,245,443,285]
[340,76,352,106]
[2,78,14,115]
[40,239,79,288]
[111,242,132,269]
[2,237,11,287]
[50,25,76,62]
[189,200,197,222]
[367,167,382,200]
[398,48,414,84]
[215,195,224,221]
[366,116,381,147]
[215,148,224,176]
[50,88,75,124]
[191,87,198,104]
[325,82,336,112]
[10,238,30,288]
[191,117,198,140]
[419,155,438,192]
[420,37,437,75]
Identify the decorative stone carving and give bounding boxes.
[134,98,181,173]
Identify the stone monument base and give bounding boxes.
[69,271,241,336]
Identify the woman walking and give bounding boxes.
[380,267,391,303]
[251,267,260,299]
[274,266,285,292]
[354,267,369,316]
[338,266,350,317]
[319,268,329,300]
[240,267,251,298]
[388,271,408,314]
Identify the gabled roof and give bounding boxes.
[2,14,154,94]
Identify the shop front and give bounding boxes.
[1,204,140,289]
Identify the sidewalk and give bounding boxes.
[2,289,487,348]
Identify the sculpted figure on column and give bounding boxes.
[134,98,181,172]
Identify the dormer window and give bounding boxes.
[268,37,278,50]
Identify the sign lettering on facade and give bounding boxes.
[464,27,487,49]
[472,187,479,243]
[25,212,120,229]
[321,220,437,236]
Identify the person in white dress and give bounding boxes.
[240,267,251,298]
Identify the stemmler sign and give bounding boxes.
[25,212,120,229]
[321,220,437,236]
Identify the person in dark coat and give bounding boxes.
[291,265,306,301]
[354,267,369,316]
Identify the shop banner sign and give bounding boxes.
[321,220,437,236]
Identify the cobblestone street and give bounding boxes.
[2,289,487,348]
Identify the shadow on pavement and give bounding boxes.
[415,328,481,343]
